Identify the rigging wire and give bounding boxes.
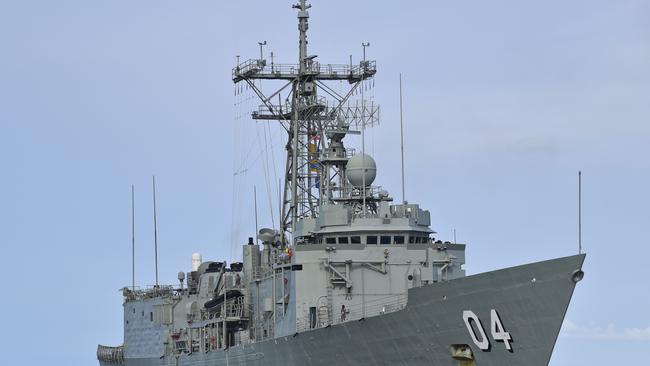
[230,76,289,258]
[265,121,280,219]
[229,76,256,261]
[256,77,280,229]
[257,121,276,228]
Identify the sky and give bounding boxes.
[1,0,649,365]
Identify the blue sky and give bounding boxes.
[1,0,648,365]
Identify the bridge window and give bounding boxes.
[326,237,336,244]
[394,236,405,244]
[338,237,349,244]
[380,236,391,245]
[367,235,378,244]
[351,236,361,244]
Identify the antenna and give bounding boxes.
[152,176,159,287]
[258,41,267,61]
[254,185,259,245]
[361,42,370,217]
[270,51,275,72]
[362,42,370,62]
[399,73,406,205]
[578,171,582,254]
[131,184,135,291]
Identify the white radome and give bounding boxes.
[346,153,377,188]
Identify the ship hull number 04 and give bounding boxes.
[463,310,513,351]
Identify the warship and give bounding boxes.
[98,2,585,365]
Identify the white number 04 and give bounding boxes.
[462,309,512,351]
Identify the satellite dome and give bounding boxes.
[346,153,377,188]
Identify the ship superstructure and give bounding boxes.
[98,2,585,365]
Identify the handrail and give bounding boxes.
[233,59,377,81]
[122,285,176,301]
[202,296,248,321]
[294,293,407,334]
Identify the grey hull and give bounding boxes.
[102,254,584,366]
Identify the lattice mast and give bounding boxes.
[232,0,378,245]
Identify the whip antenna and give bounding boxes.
[361,41,370,217]
[152,176,159,287]
[399,73,406,205]
[254,185,259,245]
[578,171,582,254]
[131,184,135,291]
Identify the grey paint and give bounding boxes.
[101,254,584,366]
[98,2,585,365]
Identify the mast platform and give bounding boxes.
[233,60,376,83]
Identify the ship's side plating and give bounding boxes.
[100,254,584,366]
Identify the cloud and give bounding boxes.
[562,319,650,341]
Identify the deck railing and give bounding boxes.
[122,285,176,301]
[233,59,376,82]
